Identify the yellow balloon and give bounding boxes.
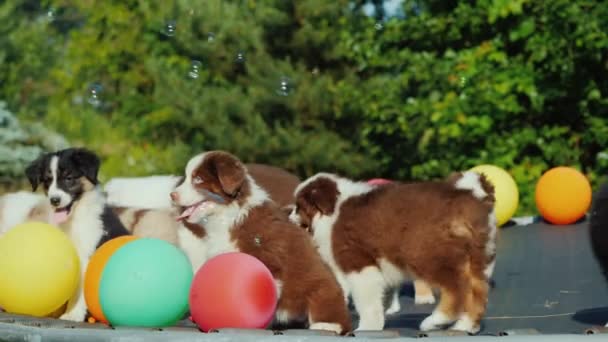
[470,164,519,227]
[0,221,80,317]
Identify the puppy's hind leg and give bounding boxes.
[308,278,352,334]
[452,261,488,334]
[414,279,436,305]
[419,270,467,332]
[348,266,386,331]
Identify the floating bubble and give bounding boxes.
[188,60,203,79]
[235,51,246,64]
[207,32,215,42]
[162,19,177,37]
[276,76,293,96]
[459,76,467,88]
[46,8,56,22]
[87,83,103,108]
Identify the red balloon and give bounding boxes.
[189,252,277,332]
[367,178,392,185]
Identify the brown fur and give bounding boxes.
[177,151,352,334]
[182,220,206,238]
[293,173,494,331]
[230,204,352,333]
[191,151,253,207]
[246,163,300,207]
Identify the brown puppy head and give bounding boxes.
[170,150,253,223]
[289,173,340,233]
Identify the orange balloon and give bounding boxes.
[535,166,592,225]
[84,235,138,323]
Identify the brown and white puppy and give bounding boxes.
[170,151,352,334]
[104,164,301,210]
[289,172,496,333]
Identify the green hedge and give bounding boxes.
[1,0,606,215]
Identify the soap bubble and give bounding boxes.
[45,7,56,22]
[235,51,246,64]
[207,32,216,42]
[459,76,467,88]
[87,83,103,108]
[188,60,203,79]
[162,19,177,37]
[276,76,293,96]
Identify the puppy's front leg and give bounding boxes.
[385,287,401,315]
[59,256,88,322]
[348,266,386,331]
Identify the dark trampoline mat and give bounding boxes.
[1,220,607,341]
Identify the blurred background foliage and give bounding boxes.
[0,0,606,215]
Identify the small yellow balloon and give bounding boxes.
[470,164,519,227]
[0,221,80,317]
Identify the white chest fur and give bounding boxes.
[62,190,106,260]
[177,226,209,273]
[312,213,350,297]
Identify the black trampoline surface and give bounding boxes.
[1,220,607,341]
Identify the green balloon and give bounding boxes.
[99,238,193,327]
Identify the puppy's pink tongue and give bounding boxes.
[51,211,69,225]
[176,205,198,221]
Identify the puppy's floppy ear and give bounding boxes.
[308,189,334,215]
[25,155,46,191]
[211,152,246,197]
[304,184,338,216]
[71,148,101,185]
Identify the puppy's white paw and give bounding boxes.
[355,317,385,331]
[385,300,400,315]
[451,314,479,334]
[309,322,342,334]
[385,306,400,315]
[419,311,453,332]
[414,293,436,305]
[59,307,87,322]
[605,321,608,327]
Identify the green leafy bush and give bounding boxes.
[1,0,606,215]
[334,0,608,214]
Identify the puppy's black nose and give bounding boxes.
[50,197,61,206]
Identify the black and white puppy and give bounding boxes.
[25,147,130,322]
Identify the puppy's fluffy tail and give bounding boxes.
[448,171,495,205]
